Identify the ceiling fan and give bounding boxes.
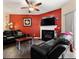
[21,0,42,13]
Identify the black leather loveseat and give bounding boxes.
[31,38,69,59]
[3,30,26,45]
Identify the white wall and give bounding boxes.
[62,0,75,14]
[61,0,75,32]
[3,12,10,30]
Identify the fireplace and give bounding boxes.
[40,16,57,40]
[42,30,55,41]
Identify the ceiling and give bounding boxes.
[4,0,69,15]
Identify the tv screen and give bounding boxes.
[41,17,56,26]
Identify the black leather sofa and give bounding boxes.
[31,38,69,59]
[3,30,27,45]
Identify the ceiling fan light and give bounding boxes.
[29,8,34,11]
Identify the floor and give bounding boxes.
[3,40,43,58]
[3,39,76,58]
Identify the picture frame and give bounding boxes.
[24,18,32,26]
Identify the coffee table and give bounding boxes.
[16,37,33,51]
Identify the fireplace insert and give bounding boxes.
[42,30,55,41]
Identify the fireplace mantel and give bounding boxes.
[40,25,57,30]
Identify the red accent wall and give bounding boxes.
[10,9,61,37]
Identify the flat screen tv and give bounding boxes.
[41,17,56,26]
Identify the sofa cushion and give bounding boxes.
[31,45,50,56]
[7,37,15,40]
[4,31,12,37]
[17,32,23,36]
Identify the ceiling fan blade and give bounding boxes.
[34,8,40,11]
[34,2,42,6]
[21,7,28,9]
[25,0,30,4]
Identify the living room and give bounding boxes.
[3,0,75,59]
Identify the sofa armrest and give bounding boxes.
[31,45,49,56]
[3,36,7,40]
[48,44,67,58]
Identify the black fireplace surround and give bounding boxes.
[42,30,55,41]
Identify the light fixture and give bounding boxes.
[8,22,13,29]
[29,7,34,11]
[8,22,13,26]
